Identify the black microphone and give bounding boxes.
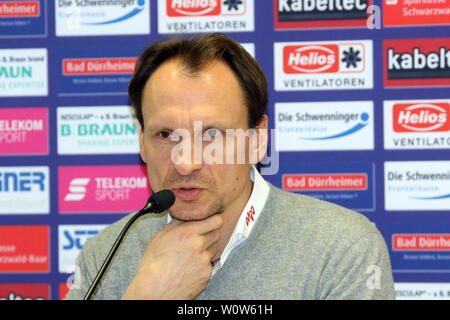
[83,189,175,300]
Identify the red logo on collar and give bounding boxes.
[245,205,256,226]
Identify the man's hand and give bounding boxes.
[122,214,223,300]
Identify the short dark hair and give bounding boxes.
[128,33,268,129]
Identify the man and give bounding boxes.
[67,33,395,300]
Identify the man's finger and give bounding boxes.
[180,214,223,235]
[202,229,221,250]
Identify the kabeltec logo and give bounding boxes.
[158,0,254,33]
[58,165,151,213]
[384,38,450,88]
[384,100,450,150]
[58,225,107,273]
[0,226,50,273]
[0,166,49,214]
[0,284,50,300]
[275,40,373,91]
[0,108,48,155]
[275,0,370,30]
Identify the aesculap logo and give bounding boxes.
[393,103,450,132]
[58,165,151,214]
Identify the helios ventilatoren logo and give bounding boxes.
[275,40,373,91]
[384,100,450,150]
[158,0,254,33]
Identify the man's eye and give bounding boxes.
[159,130,172,139]
[204,128,221,140]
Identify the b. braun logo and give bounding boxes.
[393,103,450,132]
[64,178,90,201]
[167,0,221,16]
[283,45,339,74]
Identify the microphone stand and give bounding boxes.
[83,190,175,300]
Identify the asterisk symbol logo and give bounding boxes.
[223,0,243,10]
[341,47,362,68]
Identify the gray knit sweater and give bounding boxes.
[66,183,395,300]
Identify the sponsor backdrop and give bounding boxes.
[0,0,449,300]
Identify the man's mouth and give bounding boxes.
[172,187,205,201]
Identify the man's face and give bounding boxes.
[139,59,267,221]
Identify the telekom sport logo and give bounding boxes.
[58,165,151,214]
[393,103,450,132]
[283,43,364,74]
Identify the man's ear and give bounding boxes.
[250,114,268,164]
[139,129,148,164]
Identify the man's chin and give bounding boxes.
[168,210,215,222]
[168,202,223,222]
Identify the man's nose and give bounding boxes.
[174,160,203,176]
[172,145,203,176]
